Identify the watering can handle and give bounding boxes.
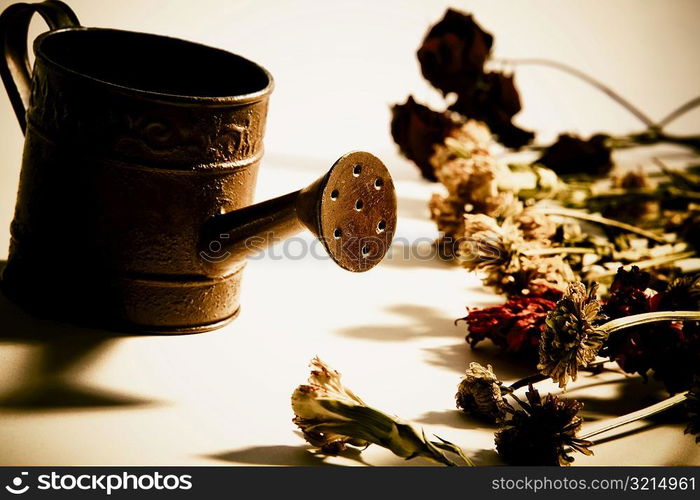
[0,0,79,134]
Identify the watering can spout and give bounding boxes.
[199,151,397,276]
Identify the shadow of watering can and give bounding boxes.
[0,0,397,333]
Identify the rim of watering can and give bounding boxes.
[33,27,274,106]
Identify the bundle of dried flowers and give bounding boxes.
[393,8,700,181]
[292,357,472,465]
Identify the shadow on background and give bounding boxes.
[379,244,457,270]
[422,341,537,380]
[205,444,368,467]
[414,409,487,431]
[0,261,153,411]
[334,304,463,342]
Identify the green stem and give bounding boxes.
[580,392,688,441]
[533,207,667,243]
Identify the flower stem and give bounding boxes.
[587,251,696,279]
[580,392,688,441]
[496,58,655,128]
[521,247,595,257]
[508,373,547,391]
[600,311,700,335]
[508,359,609,391]
[657,96,700,128]
[532,207,667,243]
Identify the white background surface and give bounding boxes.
[0,0,699,465]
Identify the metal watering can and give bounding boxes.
[0,0,397,333]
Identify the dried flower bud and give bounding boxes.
[538,282,607,388]
[456,363,511,423]
[495,385,593,466]
[292,357,472,465]
[537,134,612,176]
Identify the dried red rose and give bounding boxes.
[458,295,557,358]
[390,96,458,181]
[537,134,612,176]
[450,72,534,149]
[417,9,493,95]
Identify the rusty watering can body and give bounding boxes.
[0,1,397,333]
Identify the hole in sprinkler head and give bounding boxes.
[354,199,363,211]
[353,164,362,176]
[376,220,386,233]
[334,228,342,239]
[374,177,384,189]
[361,245,370,257]
[330,189,339,200]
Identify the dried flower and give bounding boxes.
[538,282,607,388]
[458,214,572,298]
[495,385,593,465]
[459,295,557,357]
[417,9,493,95]
[686,377,700,443]
[601,266,657,375]
[433,155,508,215]
[656,275,700,311]
[602,271,700,393]
[390,96,458,181]
[292,357,472,465]
[613,169,652,190]
[596,170,660,224]
[645,323,700,395]
[450,71,534,149]
[517,209,558,241]
[292,357,368,454]
[537,134,612,177]
[456,363,511,423]
[416,9,532,148]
